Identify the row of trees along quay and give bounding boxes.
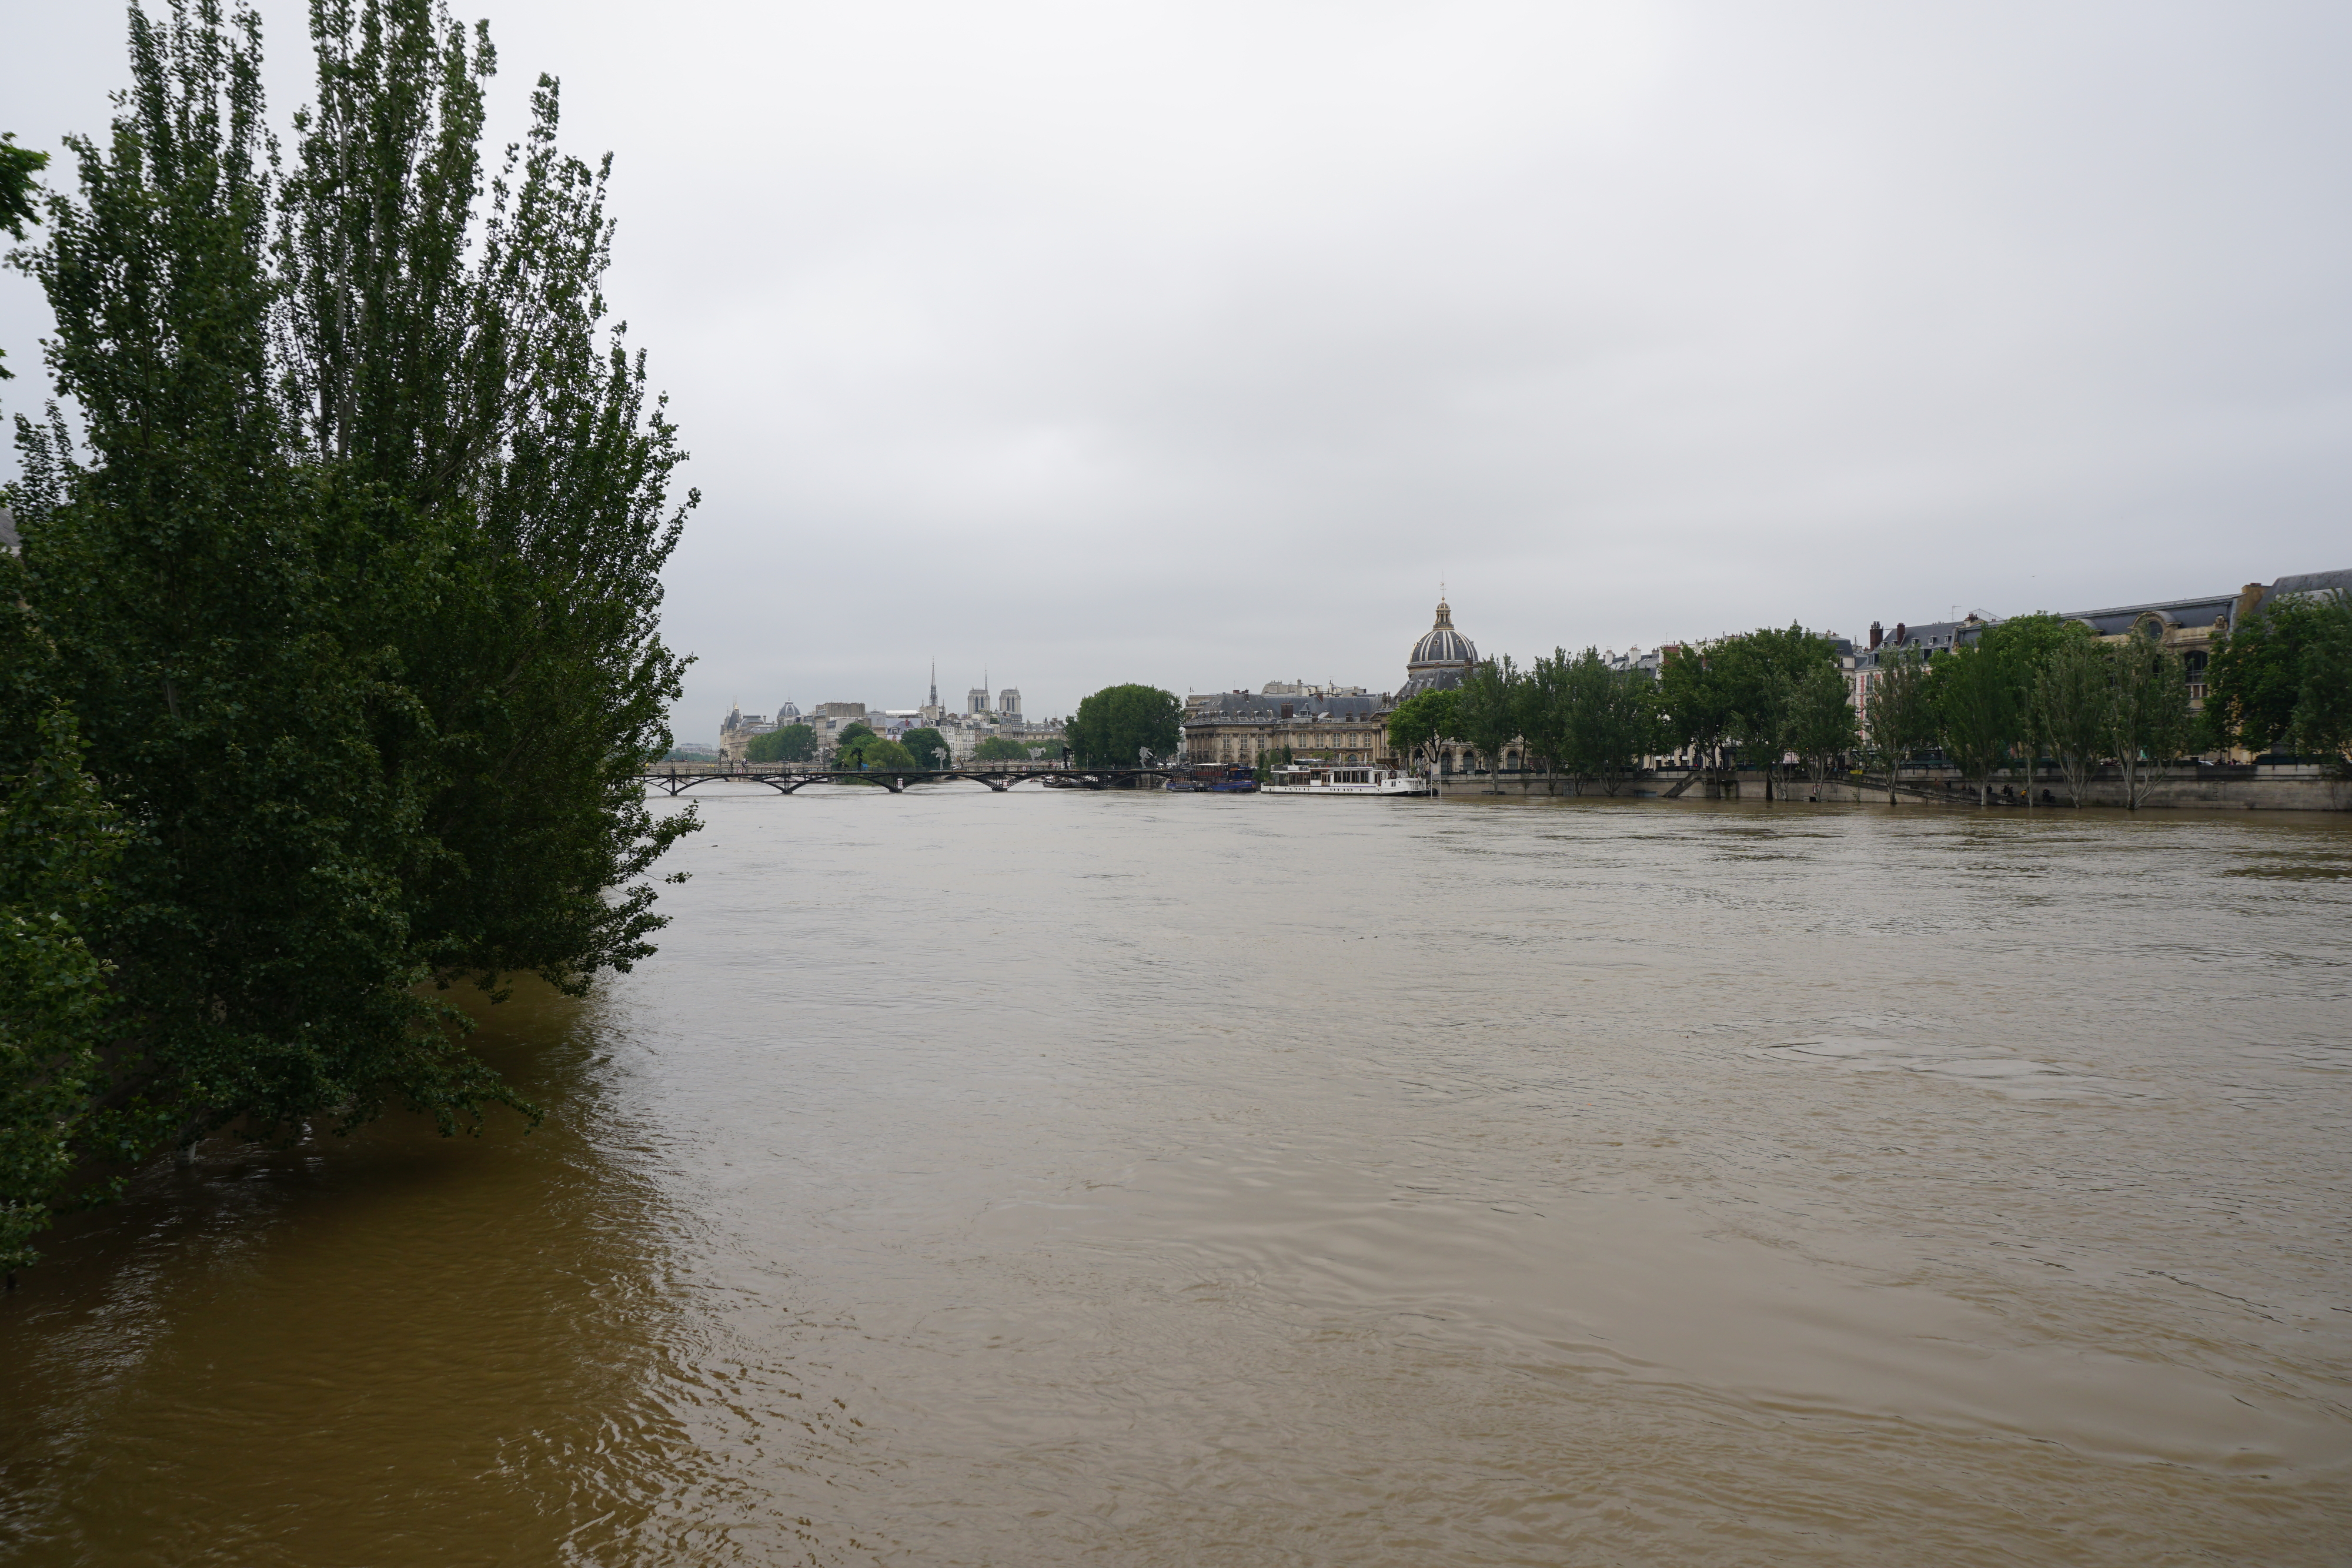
[1383,606,2352,808]
[0,1,697,1276]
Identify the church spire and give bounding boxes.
[927,660,938,708]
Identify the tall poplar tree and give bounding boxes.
[2033,638,2112,806]
[2107,636,2193,810]
[2,0,695,1243]
[1932,643,2019,805]
[273,0,697,989]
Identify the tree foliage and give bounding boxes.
[1065,684,1180,767]
[0,131,48,380]
[1930,642,2019,804]
[0,0,694,1262]
[900,727,950,769]
[836,733,914,771]
[1515,653,1572,783]
[1664,626,1843,795]
[1860,648,1932,803]
[972,735,1034,763]
[2107,634,2193,810]
[2290,592,2352,770]
[2206,593,2351,763]
[1543,648,1661,795]
[0,699,126,1272]
[2032,637,2112,806]
[1977,614,2091,803]
[1658,644,1731,769]
[1453,657,1520,777]
[1385,689,1459,771]
[746,723,817,763]
[1786,660,1858,797]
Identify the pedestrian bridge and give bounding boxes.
[642,761,1174,795]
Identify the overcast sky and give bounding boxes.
[6,2,2348,733]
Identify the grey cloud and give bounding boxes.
[5,2,2345,734]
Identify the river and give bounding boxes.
[4,789,2349,1565]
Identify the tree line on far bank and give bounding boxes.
[1,2,693,1273]
[721,686,1182,773]
[1385,596,2352,805]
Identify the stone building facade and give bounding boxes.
[1180,687,1392,768]
[1177,599,1485,770]
[717,704,778,761]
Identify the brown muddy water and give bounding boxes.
[4,790,2350,1566]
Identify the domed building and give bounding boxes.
[1398,598,1478,700]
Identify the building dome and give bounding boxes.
[1408,599,1477,674]
[1398,599,1478,700]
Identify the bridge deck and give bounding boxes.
[642,763,1174,795]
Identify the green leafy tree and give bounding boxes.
[1707,626,1840,798]
[1253,745,1295,785]
[1385,688,1459,775]
[15,3,495,1158]
[1453,657,1521,784]
[0,700,128,1274]
[2032,637,2112,806]
[1065,684,1181,768]
[2291,591,2352,771]
[746,723,817,763]
[266,0,697,992]
[0,0,695,1248]
[1516,650,1573,790]
[1930,641,2020,805]
[2206,594,2330,757]
[836,733,914,771]
[1558,649,1661,796]
[0,132,48,380]
[1978,614,2091,803]
[901,727,950,769]
[2107,635,2194,810]
[1787,660,1858,798]
[973,735,1033,762]
[1658,643,1732,775]
[1860,648,1932,803]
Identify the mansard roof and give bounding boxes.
[2263,568,2352,603]
[2062,594,2238,637]
[1183,691,1389,723]
[1397,666,1468,700]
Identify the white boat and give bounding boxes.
[1262,763,1431,796]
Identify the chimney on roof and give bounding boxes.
[1868,621,1883,650]
[2234,582,2266,626]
